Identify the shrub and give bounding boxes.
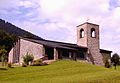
[22,63,27,67]
[8,63,12,68]
[23,52,34,65]
[0,49,7,66]
[105,60,111,68]
[32,59,43,66]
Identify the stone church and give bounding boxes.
[8,22,112,66]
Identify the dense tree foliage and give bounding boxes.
[0,30,17,51]
[0,30,17,61]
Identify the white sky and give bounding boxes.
[0,0,120,55]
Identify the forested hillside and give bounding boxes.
[0,19,43,40]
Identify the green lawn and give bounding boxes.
[0,60,120,83]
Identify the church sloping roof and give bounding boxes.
[77,22,99,27]
[20,37,88,51]
[100,49,112,53]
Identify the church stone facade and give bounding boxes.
[9,39,44,64]
[8,22,112,66]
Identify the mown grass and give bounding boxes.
[0,60,120,83]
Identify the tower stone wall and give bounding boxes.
[77,23,88,47]
[77,22,104,66]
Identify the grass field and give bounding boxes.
[0,60,120,83]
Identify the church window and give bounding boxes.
[91,28,96,38]
[80,29,84,38]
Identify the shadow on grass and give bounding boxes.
[0,68,7,70]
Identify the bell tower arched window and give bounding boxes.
[80,29,84,38]
[91,28,96,38]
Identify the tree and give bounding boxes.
[0,30,17,52]
[111,53,120,70]
[0,30,18,61]
[0,49,7,66]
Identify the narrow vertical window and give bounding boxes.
[80,29,84,38]
[91,28,96,38]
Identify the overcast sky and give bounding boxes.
[0,0,120,54]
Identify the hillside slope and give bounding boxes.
[0,60,120,83]
[0,19,43,40]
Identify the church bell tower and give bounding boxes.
[77,22,103,65]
